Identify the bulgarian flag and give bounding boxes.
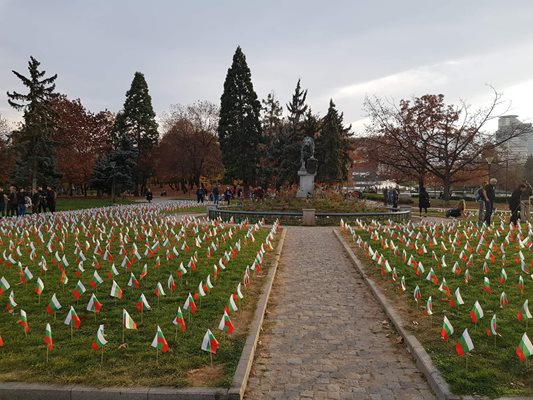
[218,310,234,333]
[151,325,169,353]
[470,301,484,324]
[400,276,406,292]
[47,293,62,315]
[482,277,493,294]
[87,293,103,314]
[64,306,81,329]
[424,296,433,316]
[183,293,197,313]
[172,307,186,331]
[72,280,86,299]
[139,264,148,280]
[167,273,176,293]
[90,270,104,288]
[197,281,206,298]
[6,290,17,313]
[43,323,53,350]
[18,309,29,332]
[23,267,33,283]
[413,285,421,301]
[154,282,166,298]
[35,277,44,296]
[224,293,238,315]
[236,283,244,300]
[136,293,151,312]
[516,333,533,361]
[455,328,474,357]
[464,269,471,284]
[500,291,509,308]
[123,309,137,330]
[128,273,139,289]
[441,316,454,340]
[426,268,438,284]
[177,262,187,277]
[518,275,525,293]
[206,275,214,290]
[487,314,498,336]
[110,280,123,299]
[201,329,219,354]
[499,268,507,284]
[450,287,464,307]
[107,264,119,279]
[0,276,11,295]
[439,277,451,297]
[92,324,108,350]
[517,299,532,321]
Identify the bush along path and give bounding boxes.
[341,216,533,398]
[245,226,435,400]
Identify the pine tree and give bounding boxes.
[6,56,62,188]
[113,72,158,195]
[260,92,284,186]
[218,46,262,186]
[278,79,309,185]
[316,99,352,183]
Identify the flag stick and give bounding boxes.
[38,294,41,304]
[101,345,104,366]
[54,311,56,321]
[157,296,160,308]
[209,352,213,367]
[70,325,73,340]
[141,308,143,323]
[115,297,117,307]
[46,347,49,364]
[94,312,97,322]
[122,322,125,344]
[156,347,159,365]
[175,326,177,341]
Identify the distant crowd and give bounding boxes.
[196,184,271,205]
[0,186,56,217]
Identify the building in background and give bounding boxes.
[495,115,533,164]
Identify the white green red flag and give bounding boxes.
[518,275,525,293]
[90,270,104,288]
[107,264,119,279]
[517,299,532,321]
[449,287,464,308]
[136,293,151,312]
[172,307,186,331]
[516,333,533,361]
[128,273,139,289]
[123,309,137,330]
[47,293,62,315]
[183,293,197,313]
[177,262,187,277]
[91,324,108,350]
[18,309,29,332]
[470,301,484,323]
[224,293,238,315]
[218,310,234,333]
[139,264,148,280]
[23,267,33,283]
[154,282,166,298]
[167,273,175,293]
[87,293,103,314]
[499,268,507,284]
[500,291,509,308]
[151,325,169,353]
[201,329,219,354]
[413,285,421,301]
[72,280,86,299]
[64,306,81,329]
[43,323,53,350]
[6,290,16,313]
[236,283,244,299]
[110,280,123,299]
[482,277,492,294]
[400,276,406,292]
[455,328,474,357]
[35,277,44,296]
[440,316,453,340]
[424,296,433,316]
[487,314,498,337]
[0,276,11,295]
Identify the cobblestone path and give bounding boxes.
[244,227,435,400]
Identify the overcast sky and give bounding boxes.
[1,0,532,134]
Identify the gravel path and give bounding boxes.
[244,226,435,400]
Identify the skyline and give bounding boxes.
[1,0,532,134]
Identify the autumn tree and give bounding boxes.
[52,96,113,195]
[113,72,159,195]
[156,101,222,191]
[218,46,262,186]
[364,91,521,199]
[7,56,61,189]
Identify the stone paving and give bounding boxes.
[244,226,435,400]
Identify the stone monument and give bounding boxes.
[296,136,318,198]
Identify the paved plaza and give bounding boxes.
[245,226,435,400]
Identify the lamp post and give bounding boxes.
[485,156,493,180]
[110,161,116,204]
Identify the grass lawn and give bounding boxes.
[0,206,279,387]
[55,197,133,211]
[342,216,533,398]
[162,205,208,215]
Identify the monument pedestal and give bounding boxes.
[296,169,316,198]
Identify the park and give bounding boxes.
[1,2,533,399]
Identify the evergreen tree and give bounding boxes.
[260,92,284,186]
[316,99,352,183]
[113,72,158,195]
[91,136,137,194]
[278,79,309,185]
[524,156,533,184]
[218,46,262,186]
[6,56,62,188]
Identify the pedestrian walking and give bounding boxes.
[476,182,487,225]
[509,183,525,226]
[520,180,532,222]
[483,178,497,226]
[418,186,430,216]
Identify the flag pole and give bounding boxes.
[210,352,213,367]
[156,347,159,365]
[46,347,49,364]
[122,320,125,343]
[70,324,73,340]
[101,345,104,366]
[141,308,143,323]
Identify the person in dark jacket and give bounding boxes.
[418,186,431,216]
[38,187,47,213]
[46,187,56,213]
[0,188,5,217]
[224,187,232,205]
[7,186,17,217]
[483,178,497,225]
[17,188,27,217]
[32,189,40,214]
[146,188,153,203]
[509,184,526,226]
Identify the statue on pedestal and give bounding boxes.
[296,137,318,198]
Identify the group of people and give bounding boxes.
[382,187,400,209]
[0,186,56,217]
[196,184,243,205]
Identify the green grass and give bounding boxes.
[342,216,533,398]
[0,207,276,387]
[55,198,133,211]
[162,205,208,215]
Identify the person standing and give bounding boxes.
[476,182,487,226]
[38,187,47,213]
[46,186,56,213]
[145,188,153,203]
[483,178,497,226]
[196,184,205,203]
[212,184,220,205]
[520,180,532,222]
[224,187,232,205]
[509,184,525,226]
[17,188,27,217]
[418,186,431,216]
[7,186,17,216]
[32,188,40,214]
[0,188,5,217]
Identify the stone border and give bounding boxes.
[0,228,287,400]
[333,229,459,400]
